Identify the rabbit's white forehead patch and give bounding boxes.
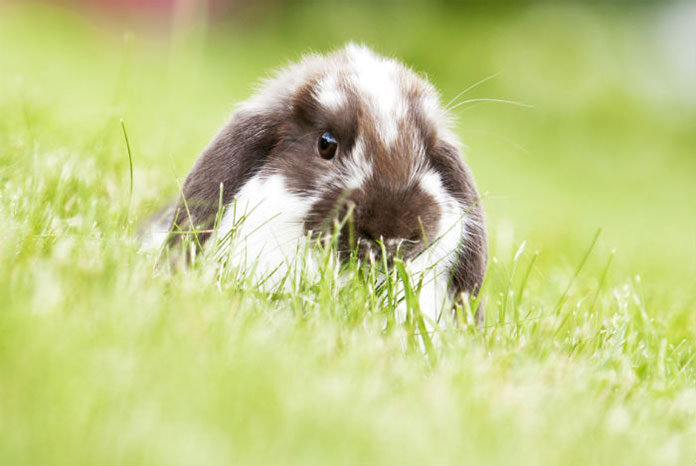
[343,44,406,147]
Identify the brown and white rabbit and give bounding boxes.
[145,43,488,325]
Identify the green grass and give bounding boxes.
[2,2,696,464]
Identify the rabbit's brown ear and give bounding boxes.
[168,108,283,249]
[430,142,488,320]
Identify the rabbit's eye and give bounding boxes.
[318,131,338,160]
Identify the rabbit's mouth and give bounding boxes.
[304,181,442,266]
[333,234,428,268]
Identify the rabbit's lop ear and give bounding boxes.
[430,141,488,320]
[168,108,283,249]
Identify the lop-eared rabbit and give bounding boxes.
[144,44,488,325]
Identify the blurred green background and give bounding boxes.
[1,0,696,463]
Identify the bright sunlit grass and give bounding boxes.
[1,2,695,464]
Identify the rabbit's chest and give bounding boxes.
[214,173,317,286]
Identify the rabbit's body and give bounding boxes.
[149,43,488,324]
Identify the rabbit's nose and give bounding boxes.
[340,183,439,259]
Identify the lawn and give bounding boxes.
[1,1,695,464]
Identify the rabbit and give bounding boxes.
[145,43,488,325]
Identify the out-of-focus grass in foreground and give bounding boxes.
[1,2,696,464]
